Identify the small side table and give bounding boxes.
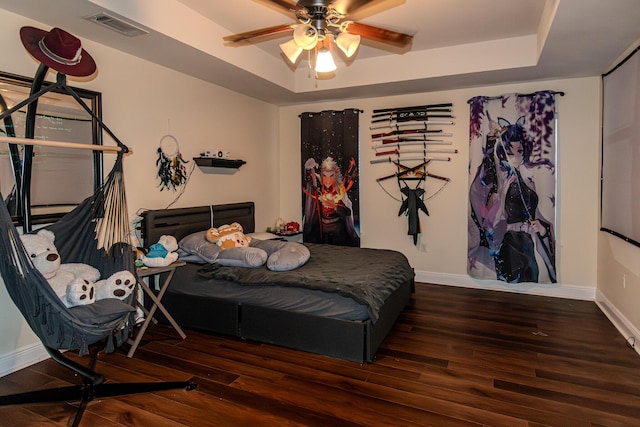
[127,261,187,358]
[275,231,303,242]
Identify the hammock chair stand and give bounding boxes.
[2,345,196,427]
[0,66,195,426]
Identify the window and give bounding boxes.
[0,71,103,224]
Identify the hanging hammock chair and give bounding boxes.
[0,67,194,425]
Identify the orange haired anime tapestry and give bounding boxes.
[301,109,360,247]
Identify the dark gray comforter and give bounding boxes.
[197,243,414,323]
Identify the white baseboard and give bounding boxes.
[415,270,597,300]
[415,270,640,356]
[0,342,49,378]
[595,290,640,357]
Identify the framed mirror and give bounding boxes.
[0,71,103,225]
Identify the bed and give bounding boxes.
[140,202,415,363]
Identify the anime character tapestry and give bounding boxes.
[468,92,557,283]
[301,108,360,247]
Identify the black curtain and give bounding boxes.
[300,109,360,247]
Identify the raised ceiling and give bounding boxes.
[2,0,640,105]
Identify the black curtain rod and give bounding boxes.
[603,44,640,77]
[518,90,565,98]
[298,108,363,118]
[466,91,565,104]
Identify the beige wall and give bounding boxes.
[279,77,601,290]
[595,41,640,347]
[598,229,640,341]
[0,9,280,363]
[1,7,638,371]
[278,76,640,345]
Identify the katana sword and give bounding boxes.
[372,103,453,114]
[371,108,452,119]
[370,121,454,130]
[373,133,453,142]
[370,155,451,164]
[424,171,450,182]
[376,160,431,182]
[376,159,451,182]
[372,107,453,117]
[371,112,455,123]
[391,159,450,180]
[371,128,451,139]
[374,148,458,156]
[373,139,453,148]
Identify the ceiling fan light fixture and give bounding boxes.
[315,46,336,73]
[222,1,414,79]
[280,39,303,63]
[336,31,360,58]
[293,24,318,50]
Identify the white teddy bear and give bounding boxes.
[20,229,136,308]
[96,270,137,301]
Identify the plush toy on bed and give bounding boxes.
[199,222,310,271]
[206,222,251,248]
[20,229,136,308]
[141,234,179,267]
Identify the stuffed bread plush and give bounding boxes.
[203,223,310,271]
[205,222,264,267]
[141,234,179,267]
[20,229,136,308]
[206,222,251,248]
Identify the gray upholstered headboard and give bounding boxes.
[140,202,255,246]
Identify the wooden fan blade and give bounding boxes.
[262,0,307,13]
[223,24,294,43]
[331,0,388,15]
[346,21,412,47]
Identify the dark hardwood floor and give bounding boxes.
[1,282,639,426]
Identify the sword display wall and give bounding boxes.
[370,102,456,246]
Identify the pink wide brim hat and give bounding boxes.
[20,26,97,77]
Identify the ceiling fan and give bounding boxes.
[223,0,413,73]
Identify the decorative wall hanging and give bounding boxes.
[371,103,456,245]
[300,108,361,247]
[467,91,563,284]
[156,133,188,191]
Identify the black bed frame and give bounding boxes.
[140,202,413,363]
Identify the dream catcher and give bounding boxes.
[156,134,188,191]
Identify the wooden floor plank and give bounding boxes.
[1,282,639,426]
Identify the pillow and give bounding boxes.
[266,242,310,272]
[215,247,267,268]
[250,238,287,252]
[246,232,281,241]
[251,239,310,271]
[176,248,208,264]
[178,231,221,263]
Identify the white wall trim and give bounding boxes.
[415,270,597,300]
[0,342,49,378]
[595,289,640,357]
[416,270,640,356]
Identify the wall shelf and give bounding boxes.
[193,157,246,174]
[194,157,245,168]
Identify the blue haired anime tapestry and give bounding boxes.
[468,92,557,284]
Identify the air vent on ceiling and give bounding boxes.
[84,12,148,37]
